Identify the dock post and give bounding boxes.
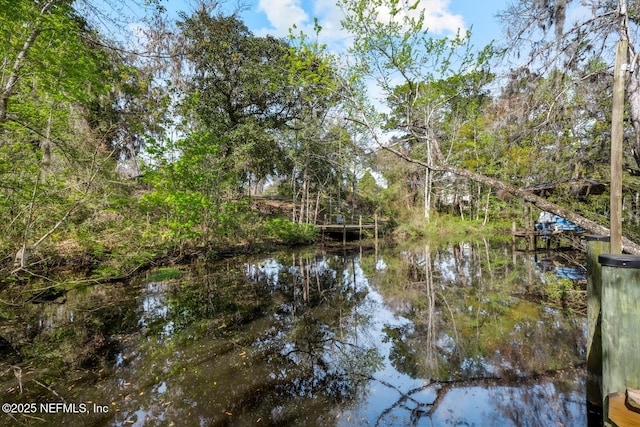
[598,253,640,425]
[586,235,609,416]
[375,213,379,256]
[375,213,378,245]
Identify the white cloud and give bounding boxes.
[377,0,466,35]
[254,0,352,53]
[421,0,466,34]
[313,0,348,36]
[254,0,465,51]
[257,0,309,36]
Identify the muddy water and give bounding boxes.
[0,241,587,426]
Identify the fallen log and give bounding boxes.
[382,145,640,255]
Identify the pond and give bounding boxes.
[0,239,589,426]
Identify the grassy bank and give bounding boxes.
[390,211,514,244]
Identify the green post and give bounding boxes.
[598,253,640,424]
[586,235,609,411]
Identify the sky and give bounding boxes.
[152,0,512,53]
[253,0,509,47]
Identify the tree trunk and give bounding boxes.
[306,182,311,224]
[424,167,431,222]
[626,67,640,170]
[291,173,297,223]
[313,190,321,225]
[482,189,490,226]
[300,177,307,224]
[351,174,356,224]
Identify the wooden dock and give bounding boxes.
[315,214,380,245]
[316,224,376,232]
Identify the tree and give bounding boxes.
[142,5,345,241]
[384,71,495,220]
[338,0,495,221]
[338,0,640,253]
[357,170,384,215]
[141,6,295,240]
[0,0,159,271]
[267,23,350,225]
[177,6,297,184]
[496,0,639,160]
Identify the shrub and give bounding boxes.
[263,217,316,244]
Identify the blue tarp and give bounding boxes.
[535,212,584,234]
[553,216,583,231]
[537,258,587,280]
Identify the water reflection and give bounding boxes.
[346,242,585,426]
[0,241,587,426]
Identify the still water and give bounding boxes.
[0,240,587,426]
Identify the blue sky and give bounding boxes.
[154,0,511,53]
[249,0,510,50]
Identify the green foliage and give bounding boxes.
[0,0,170,273]
[263,217,317,244]
[140,7,342,249]
[286,19,340,109]
[542,272,583,308]
[357,171,384,214]
[338,0,503,224]
[390,212,511,243]
[0,0,110,106]
[147,268,183,282]
[213,201,259,238]
[176,10,292,182]
[91,266,120,278]
[142,190,211,239]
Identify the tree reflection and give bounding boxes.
[361,242,586,426]
[0,282,140,426]
[96,251,385,427]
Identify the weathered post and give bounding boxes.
[375,213,378,246]
[526,206,535,251]
[610,39,627,254]
[586,235,610,414]
[598,253,640,424]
